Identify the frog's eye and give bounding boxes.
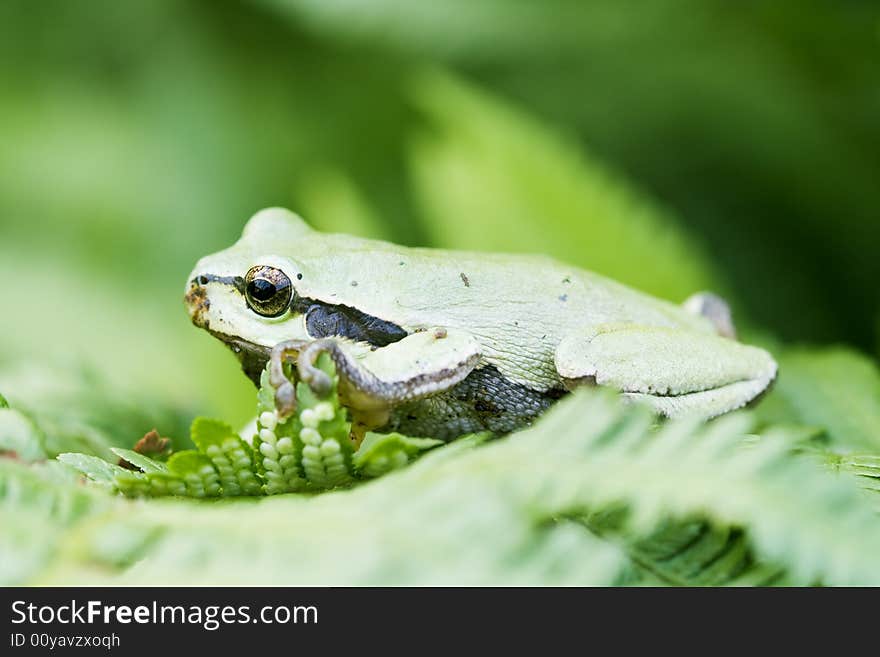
[244,266,293,317]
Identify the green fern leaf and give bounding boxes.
[591,515,788,587]
[110,447,168,474]
[524,394,880,585]
[29,391,880,585]
[165,450,222,498]
[57,453,133,487]
[354,432,443,478]
[191,418,261,496]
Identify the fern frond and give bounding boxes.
[520,394,880,585]
[0,459,109,584]
[586,514,788,586]
[826,453,880,498]
[25,391,880,585]
[60,355,440,498]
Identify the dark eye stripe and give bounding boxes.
[192,274,246,294]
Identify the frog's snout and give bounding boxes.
[184,277,211,329]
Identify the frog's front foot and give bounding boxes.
[270,338,353,419]
[295,340,338,397]
[270,331,482,432]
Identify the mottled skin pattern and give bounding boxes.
[267,337,548,440]
[185,208,778,442]
[387,365,565,439]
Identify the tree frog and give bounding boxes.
[185,208,777,443]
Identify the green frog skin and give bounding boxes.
[185,208,777,442]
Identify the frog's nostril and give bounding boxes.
[198,275,209,286]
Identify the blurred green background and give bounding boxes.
[1,0,878,433]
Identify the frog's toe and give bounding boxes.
[621,376,775,418]
[298,361,334,397]
[555,324,777,419]
[274,381,297,419]
[683,291,737,339]
[269,338,311,418]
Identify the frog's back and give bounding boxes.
[295,232,711,390]
[299,232,706,331]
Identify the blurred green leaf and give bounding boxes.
[757,348,880,453]
[9,391,880,585]
[409,72,721,303]
[297,168,389,239]
[0,457,112,584]
[0,408,47,462]
[0,362,194,460]
[262,0,686,61]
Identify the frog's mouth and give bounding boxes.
[209,330,271,387]
[185,277,272,386]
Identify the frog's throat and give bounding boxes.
[210,330,271,387]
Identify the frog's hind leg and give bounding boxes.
[554,324,777,419]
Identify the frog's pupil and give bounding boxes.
[249,279,276,302]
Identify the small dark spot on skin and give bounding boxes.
[541,335,547,340]
[563,276,571,284]
[407,415,418,421]
[559,294,568,302]
[474,399,500,416]
[297,273,303,280]
[460,272,470,287]
[514,321,519,326]
[351,281,358,287]
[399,261,406,266]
